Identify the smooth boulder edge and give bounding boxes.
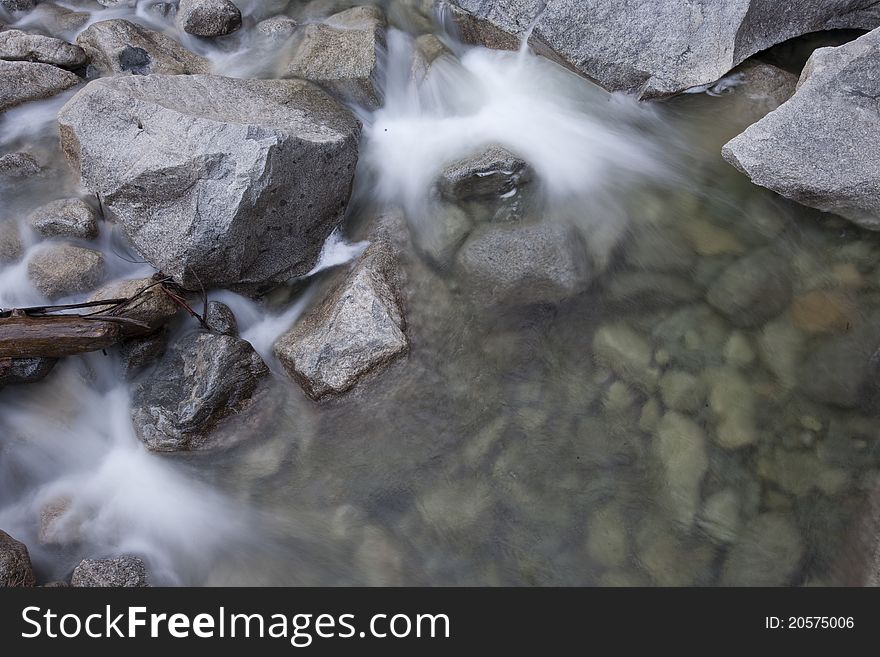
[437,0,880,98]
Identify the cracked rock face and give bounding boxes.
[723,28,880,230]
[58,74,361,289]
[0,29,87,68]
[438,0,880,98]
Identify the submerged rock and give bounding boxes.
[76,19,210,77]
[724,28,880,230]
[798,323,880,409]
[27,3,91,36]
[592,323,657,393]
[720,513,804,586]
[725,60,798,125]
[706,249,792,328]
[436,145,531,202]
[0,529,35,587]
[177,0,242,38]
[655,412,709,527]
[71,556,148,587]
[0,59,80,112]
[58,74,361,289]
[286,6,386,108]
[0,357,56,387]
[439,0,880,99]
[28,197,98,240]
[0,29,87,68]
[275,222,408,400]
[28,243,105,299]
[456,220,592,306]
[131,332,270,451]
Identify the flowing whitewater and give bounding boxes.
[1,1,879,587]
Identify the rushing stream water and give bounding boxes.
[1,1,879,586]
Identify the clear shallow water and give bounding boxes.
[1,1,879,586]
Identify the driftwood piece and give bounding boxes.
[0,313,154,358]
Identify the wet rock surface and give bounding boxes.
[131,332,270,451]
[0,357,56,387]
[0,29,87,68]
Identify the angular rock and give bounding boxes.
[721,513,804,586]
[456,220,592,306]
[88,277,180,333]
[440,0,880,99]
[70,556,148,587]
[205,300,238,336]
[437,145,531,202]
[655,412,709,527]
[0,529,35,587]
[0,29,87,68]
[286,6,386,108]
[177,0,243,38]
[411,33,450,85]
[28,243,105,299]
[131,332,270,451]
[28,197,98,240]
[76,20,211,77]
[275,227,407,400]
[0,357,56,387]
[706,249,792,328]
[723,29,880,230]
[0,59,80,112]
[58,74,361,289]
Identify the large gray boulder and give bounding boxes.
[71,556,148,587]
[131,332,270,451]
[0,29,87,68]
[439,0,880,98]
[723,28,880,230]
[0,357,57,387]
[456,219,592,306]
[76,20,211,77]
[275,218,408,400]
[0,59,80,112]
[177,0,242,38]
[286,6,386,108]
[57,74,361,289]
